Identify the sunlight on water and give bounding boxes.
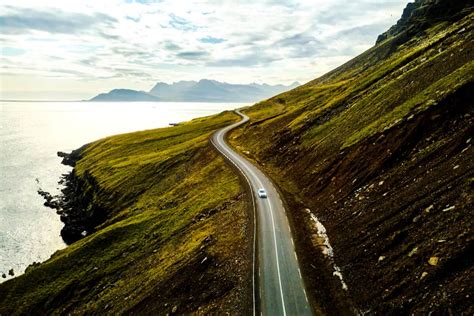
[0,101,243,282]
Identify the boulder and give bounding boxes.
[428,256,439,266]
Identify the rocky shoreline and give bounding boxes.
[38,147,107,245]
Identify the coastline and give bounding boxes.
[0,101,241,284]
[0,111,252,315]
[39,146,109,245]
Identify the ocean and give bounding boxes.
[0,101,242,283]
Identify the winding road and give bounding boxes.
[210,111,312,316]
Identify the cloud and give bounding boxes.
[163,41,181,51]
[177,51,209,60]
[275,33,326,58]
[126,15,141,23]
[0,0,410,99]
[200,36,225,44]
[126,0,164,4]
[208,52,278,67]
[0,7,117,35]
[1,47,26,56]
[168,13,197,31]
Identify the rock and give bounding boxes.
[378,256,386,262]
[413,215,421,223]
[428,256,439,266]
[2,273,6,278]
[453,165,459,170]
[379,180,384,186]
[442,205,455,212]
[421,272,428,279]
[8,268,14,276]
[408,247,418,257]
[172,305,178,313]
[424,205,434,213]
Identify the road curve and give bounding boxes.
[210,110,312,316]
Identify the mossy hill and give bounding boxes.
[0,112,252,314]
[229,0,473,313]
[1,0,473,314]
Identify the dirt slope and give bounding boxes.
[230,1,473,313]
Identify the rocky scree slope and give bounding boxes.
[0,112,252,315]
[230,1,473,314]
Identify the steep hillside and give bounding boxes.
[0,112,252,315]
[230,1,473,314]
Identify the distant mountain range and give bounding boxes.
[90,89,161,102]
[89,79,300,102]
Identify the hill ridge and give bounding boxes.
[89,80,300,102]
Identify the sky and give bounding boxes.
[0,0,408,100]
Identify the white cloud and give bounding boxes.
[0,0,409,99]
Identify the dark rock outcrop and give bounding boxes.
[57,146,84,167]
[39,148,108,244]
[376,0,473,44]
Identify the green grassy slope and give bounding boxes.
[0,1,472,314]
[230,3,473,314]
[0,112,252,315]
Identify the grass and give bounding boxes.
[234,12,473,156]
[0,111,252,315]
[343,60,474,148]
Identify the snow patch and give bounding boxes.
[306,209,348,291]
[311,213,334,257]
[333,267,348,291]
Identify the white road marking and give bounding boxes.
[267,199,287,316]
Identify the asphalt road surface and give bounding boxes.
[211,110,312,316]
